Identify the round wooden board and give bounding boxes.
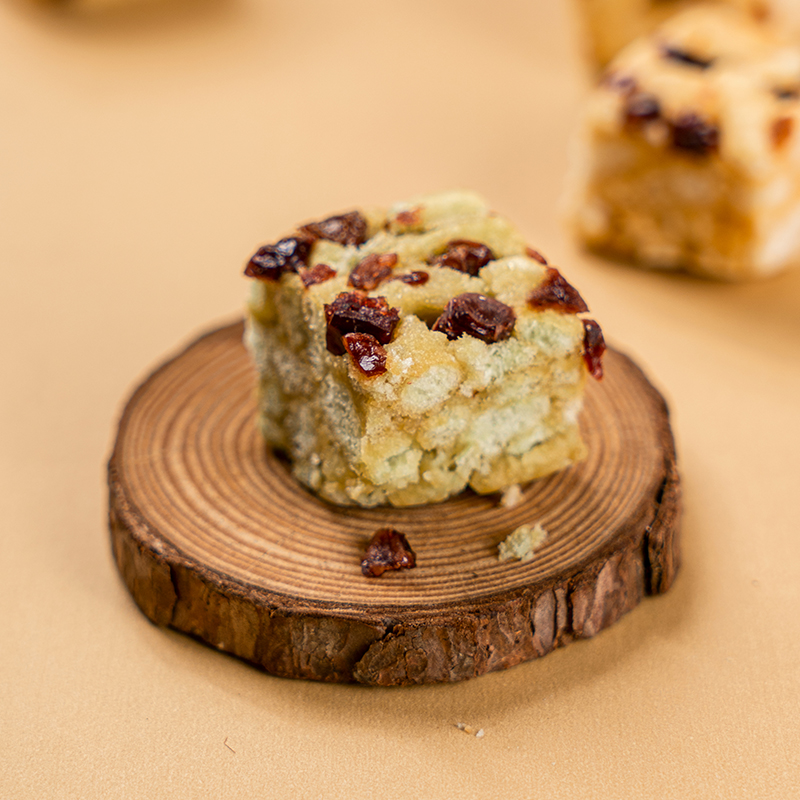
[108,321,681,686]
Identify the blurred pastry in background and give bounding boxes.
[566,4,800,280]
[576,0,800,69]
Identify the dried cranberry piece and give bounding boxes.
[299,210,368,246]
[394,207,422,228]
[601,71,637,94]
[348,253,398,291]
[774,86,800,101]
[343,333,388,376]
[361,528,416,577]
[393,270,429,286]
[772,117,794,149]
[624,92,661,125]
[661,45,715,70]
[527,267,589,314]
[325,292,400,355]
[244,236,313,281]
[300,263,337,287]
[582,319,605,380]
[429,240,495,276]
[671,113,719,155]
[432,293,515,343]
[525,247,548,265]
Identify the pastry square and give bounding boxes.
[576,0,800,68]
[568,5,800,280]
[244,191,604,507]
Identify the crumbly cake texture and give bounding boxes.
[568,4,800,280]
[577,0,800,68]
[498,523,548,562]
[244,191,604,507]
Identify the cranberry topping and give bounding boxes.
[300,263,337,287]
[625,92,661,125]
[774,86,800,101]
[343,333,388,376]
[361,528,416,577]
[772,117,794,149]
[661,45,715,70]
[527,267,589,314]
[393,270,430,286]
[525,247,548,265]
[582,319,605,380]
[432,293,515,343]
[671,113,719,155]
[429,240,495,276]
[348,253,398,291]
[394,207,422,228]
[601,71,637,94]
[244,236,313,281]
[299,210,368,247]
[324,292,400,355]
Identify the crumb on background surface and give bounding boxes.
[455,723,485,738]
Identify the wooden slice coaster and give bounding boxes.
[108,321,681,685]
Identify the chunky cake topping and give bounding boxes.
[527,267,589,314]
[393,270,429,286]
[325,292,400,355]
[432,292,516,343]
[671,113,720,155]
[343,333,388,377]
[245,236,313,281]
[582,319,606,380]
[624,92,661,125]
[298,210,368,246]
[661,44,715,70]
[361,528,416,577]
[348,253,398,290]
[429,240,495,276]
[525,246,549,265]
[772,116,794,150]
[300,263,337,287]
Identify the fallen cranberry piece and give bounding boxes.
[582,319,605,380]
[299,210,368,246]
[348,253,398,290]
[300,263,337,287]
[661,45,714,70]
[244,236,313,281]
[361,528,416,577]
[429,240,495,276]
[325,292,400,355]
[525,247,548,265]
[393,270,430,286]
[343,332,388,376]
[625,92,661,124]
[671,113,719,155]
[432,293,515,343]
[527,267,589,314]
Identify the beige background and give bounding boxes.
[1,0,799,797]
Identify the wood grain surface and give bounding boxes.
[108,321,681,685]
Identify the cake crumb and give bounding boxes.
[499,484,523,508]
[498,523,547,562]
[455,723,485,737]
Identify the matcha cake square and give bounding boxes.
[244,191,604,507]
